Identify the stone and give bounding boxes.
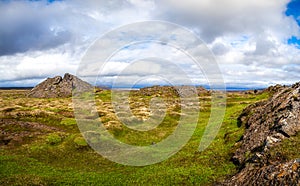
[139,85,209,97]
[222,82,300,185]
[28,73,93,98]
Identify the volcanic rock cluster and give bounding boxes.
[223,83,300,185]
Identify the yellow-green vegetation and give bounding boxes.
[269,132,300,162]
[60,118,77,126]
[46,133,62,145]
[73,136,88,149]
[0,89,270,185]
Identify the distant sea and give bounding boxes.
[0,87,33,90]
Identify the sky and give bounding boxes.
[0,0,300,88]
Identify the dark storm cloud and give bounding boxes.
[0,0,104,56]
[0,19,72,56]
[0,0,149,56]
[0,1,69,55]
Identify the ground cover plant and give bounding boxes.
[0,89,270,185]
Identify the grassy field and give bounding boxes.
[0,89,270,185]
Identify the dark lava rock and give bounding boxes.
[223,82,300,185]
[28,73,93,98]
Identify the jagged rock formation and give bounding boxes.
[28,73,93,98]
[223,83,300,185]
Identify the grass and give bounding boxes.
[60,118,77,126]
[0,89,270,185]
[269,132,300,162]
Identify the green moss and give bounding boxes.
[97,90,112,102]
[60,118,77,126]
[73,136,88,148]
[46,133,62,145]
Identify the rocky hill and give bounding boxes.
[139,85,209,97]
[28,73,93,98]
[223,83,300,185]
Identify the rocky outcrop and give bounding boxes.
[224,159,300,185]
[223,82,300,185]
[28,73,93,98]
[139,85,209,97]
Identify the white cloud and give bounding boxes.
[0,0,300,88]
[0,44,82,86]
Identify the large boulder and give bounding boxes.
[28,73,93,98]
[223,82,300,185]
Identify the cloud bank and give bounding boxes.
[0,0,300,88]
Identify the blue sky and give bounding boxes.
[0,0,300,88]
[286,0,300,47]
[286,0,300,25]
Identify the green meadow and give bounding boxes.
[0,89,270,185]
